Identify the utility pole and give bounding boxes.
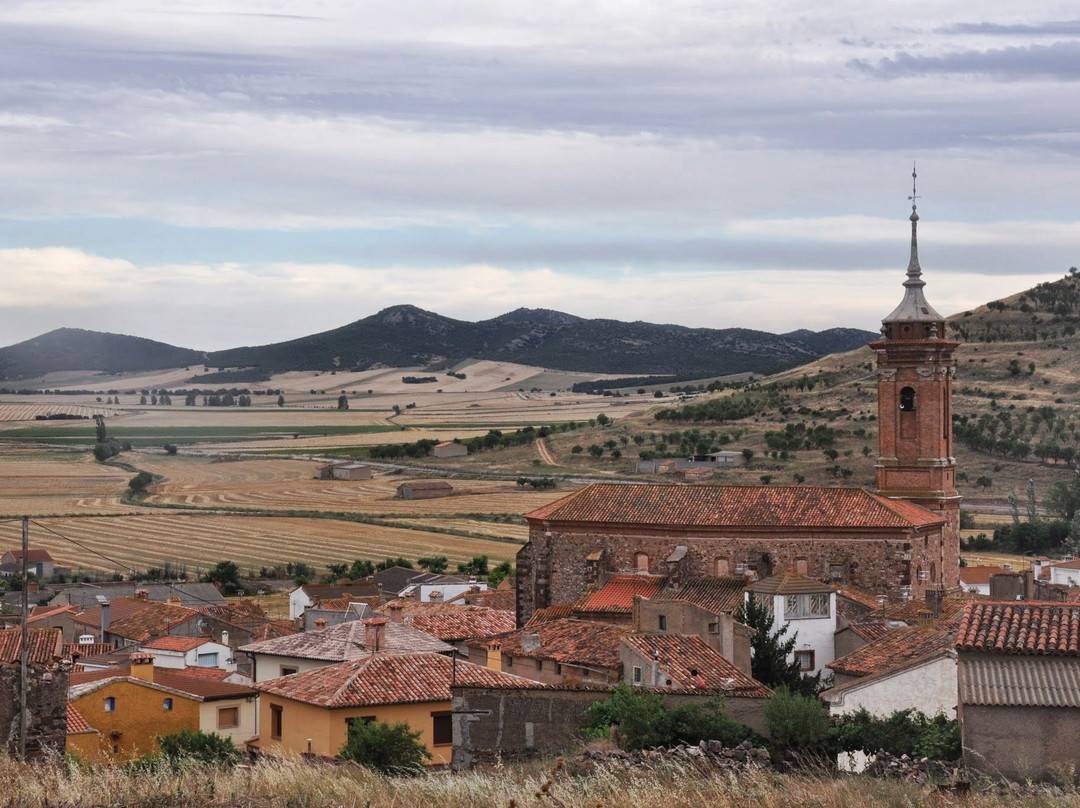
[19,515,28,762]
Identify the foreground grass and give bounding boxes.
[5,756,1080,808]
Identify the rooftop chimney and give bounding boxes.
[130,652,155,682]
[387,603,404,623]
[365,618,388,653]
[313,618,328,631]
[924,586,944,616]
[166,596,182,606]
[135,589,149,601]
[428,589,443,603]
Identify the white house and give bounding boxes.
[959,566,1008,597]
[746,573,837,676]
[140,636,236,671]
[411,582,489,603]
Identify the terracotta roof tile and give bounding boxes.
[525,605,574,627]
[661,578,746,615]
[480,619,632,670]
[750,572,836,596]
[447,587,517,611]
[142,636,209,653]
[621,634,770,698]
[0,627,62,663]
[959,566,1009,587]
[6,549,54,563]
[29,604,77,622]
[956,601,1080,656]
[105,602,201,643]
[829,626,954,678]
[153,669,254,700]
[240,618,451,660]
[255,653,530,707]
[62,643,114,659]
[66,704,95,735]
[576,575,665,614]
[402,607,516,642]
[844,620,895,643]
[179,666,234,681]
[526,483,944,529]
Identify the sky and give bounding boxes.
[1,2,1079,351]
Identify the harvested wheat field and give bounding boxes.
[0,451,135,516]
[135,454,572,515]
[0,514,520,577]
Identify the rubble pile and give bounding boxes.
[863,749,966,786]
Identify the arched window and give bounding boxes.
[716,558,730,576]
[900,386,916,412]
[634,552,649,572]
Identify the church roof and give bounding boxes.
[525,484,943,530]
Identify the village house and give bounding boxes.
[289,581,381,620]
[959,566,1010,596]
[54,582,227,610]
[68,653,256,761]
[746,573,838,676]
[1,548,55,579]
[200,600,297,676]
[240,617,453,683]
[955,601,1080,780]
[632,595,754,675]
[251,652,529,763]
[71,595,204,648]
[381,601,516,655]
[139,635,236,671]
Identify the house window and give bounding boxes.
[900,387,916,412]
[795,558,808,575]
[784,594,830,619]
[794,650,815,671]
[270,704,283,740]
[345,716,375,730]
[505,655,513,668]
[635,552,649,572]
[581,667,590,678]
[716,558,730,576]
[197,652,218,667]
[633,666,642,684]
[104,697,116,712]
[658,615,667,631]
[279,665,299,677]
[555,663,562,675]
[162,698,173,712]
[828,563,846,582]
[535,659,543,671]
[218,707,239,729]
[432,711,452,746]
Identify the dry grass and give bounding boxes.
[4,755,1080,808]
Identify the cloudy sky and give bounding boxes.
[1,1,1078,350]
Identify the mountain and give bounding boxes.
[0,329,204,381]
[0,308,878,381]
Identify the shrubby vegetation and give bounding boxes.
[338,718,430,774]
[584,686,749,750]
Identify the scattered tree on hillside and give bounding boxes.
[277,394,285,407]
[337,394,349,410]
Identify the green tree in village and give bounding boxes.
[735,593,822,697]
[204,560,243,596]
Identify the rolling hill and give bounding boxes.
[0,307,877,381]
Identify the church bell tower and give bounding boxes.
[870,169,961,591]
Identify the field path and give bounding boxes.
[535,438,557,465]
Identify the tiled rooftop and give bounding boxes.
[142,636,209,653]
[68,665,253,700]
[254,652,531,707]
[240,618,451,660]
[402,606,516,642]
[750,572,836,596]
[105,601,201,643]
[829,626,954,678]
[843,620,896,644]
[0,627,62,664]
[62,642,115,659]
[66,703,95,735]
[959,566,1009,586]
[524,605,575,627]
[956,602,1080,656]
[622,634,770,698]
[478,619,632,670]
[661,578,746,615]
[525,483,944,529]
[576,575,666,614]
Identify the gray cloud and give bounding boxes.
[851,41,1080,80]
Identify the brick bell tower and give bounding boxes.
[869,170,961,592]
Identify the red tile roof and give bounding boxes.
[526,483,944,529]
[843,621,895,644]
[403,607,516,642]
[66,704,95,735]
[524,605,574,627]
[956,602,1080,656]
[254,652,531,707]
[829,626,954,678]
[105,602,201,643]
[5,549,54,563]
[0,627,62,663]
[29,604,77,623]
[142,636,209,653]
[663,578,746,615]
[959,566,1008,586]
[576,575,665,614]
[621,634,770,698]
[479,619,632,670]
[179,666,233,681]
[749,572,836,596]
[240,618,451,660]
[62,643,114,659]
[68,665,253,700]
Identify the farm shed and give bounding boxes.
[397,481,454,500]
[331,463,372,481]
[434,441,468,459]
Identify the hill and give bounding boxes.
[0,307,876,381]
[0,329,205,381]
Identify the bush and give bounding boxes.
[164,444,178,455]
[338,718,430,774]
[156,729,243,769]
[584,685,671,750]
[667,697,749,747]
[829,708,960,761]
[763,687,829,751]
[128,471,154,494]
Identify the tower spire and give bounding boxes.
[905,162,923,288]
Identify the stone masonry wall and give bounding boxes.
[0,662,69,759]
[519,523,945,625]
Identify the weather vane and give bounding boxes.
[908,162,920,208]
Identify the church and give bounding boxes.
[516,197,961,627]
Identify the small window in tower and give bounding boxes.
[900,387,916,412]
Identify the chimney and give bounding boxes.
[167,596,182,606]
[130,652,155,682]
[99,598,111,641]
[387,603,404,623]
[521,632,541,654]
[313,618,328,631]
[135,589,149,601]
[924,586,944,616]
[915,609,934,629]
[221,630,230,647]
[428,590,443,603]
[365,618,388,653]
